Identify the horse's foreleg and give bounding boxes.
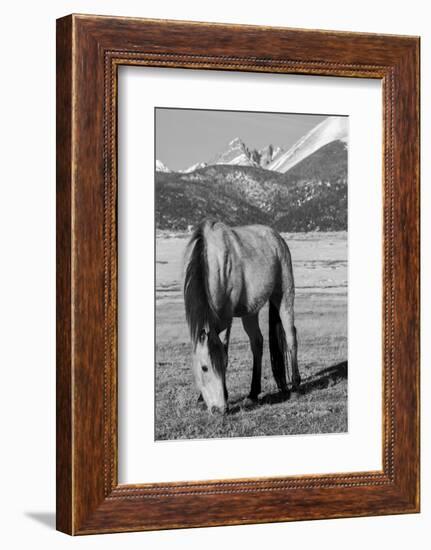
[278,298,301,390]
[242,314,263,401]
[221,321,232,357]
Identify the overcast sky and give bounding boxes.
[155,108,329,171]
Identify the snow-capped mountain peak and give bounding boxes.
[210,137,284,169]
[228,136,244,147]
[211,137,258,167]
[268,117,348,173]
[182,161,208,173]
[156,159,171,173]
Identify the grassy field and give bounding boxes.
[155,231,347,441]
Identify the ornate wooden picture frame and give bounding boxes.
[56,14,420,535]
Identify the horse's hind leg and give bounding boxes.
[242,314,263,401]
[278,296,301,390]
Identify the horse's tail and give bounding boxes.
[268,301,289,394]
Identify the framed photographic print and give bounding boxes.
[56,14,420,535]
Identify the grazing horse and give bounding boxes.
[183,220,301,414]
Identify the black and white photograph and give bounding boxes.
[155,107,348,441]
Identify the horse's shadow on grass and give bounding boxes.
[296,360,348,396]
[228,360,348,414]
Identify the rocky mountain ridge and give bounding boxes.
[155,139,348,232]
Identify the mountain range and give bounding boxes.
[157,137,284,173]
[155,116,348,232]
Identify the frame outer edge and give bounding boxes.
[56,14,74,535]
[57,14,421,535]
[393,38,420,510]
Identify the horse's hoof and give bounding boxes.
[243,396,258,408]
[210,405,228,415]
[280,388,291,400]
[292,377,301,391]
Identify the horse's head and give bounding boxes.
[192,328,228,414]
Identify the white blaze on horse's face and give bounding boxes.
[193,329,227,414]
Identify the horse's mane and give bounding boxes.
[184,221,219,347]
